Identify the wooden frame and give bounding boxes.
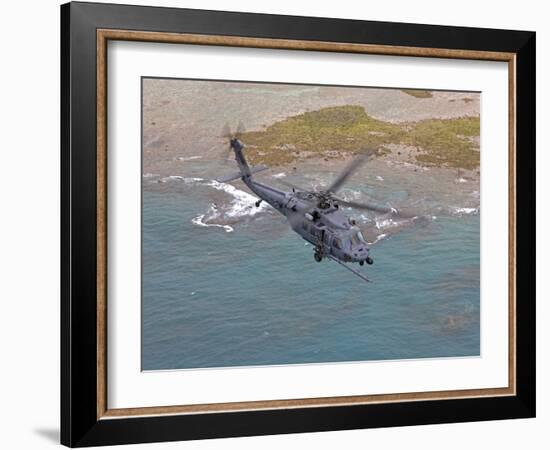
[62,1,535,447]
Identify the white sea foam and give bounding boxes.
[158,176,205,184]
[161,175,268,220]
[192,214,234,233]
[368,233,387,245]
[452,207,479,215]
[158,176,180,183]
[203,180,269,218]
[375,218,396,230]
[191,204,234,233]
[456,177,468,183]
[183,177,205,184]
[143,173,159,178]
[272,172,286,178]
[177,155,202,161]
[168,177,270,231]
[376,175,384,181]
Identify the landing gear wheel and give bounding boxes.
[359,261,364,266]
[366,257,374,265]
[314,252,323,262]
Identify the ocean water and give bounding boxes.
[141,165,480,370]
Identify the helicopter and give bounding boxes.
[217,136,413,282]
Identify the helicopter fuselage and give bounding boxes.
[236,146,373,267]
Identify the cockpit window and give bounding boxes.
[350,227,366,246]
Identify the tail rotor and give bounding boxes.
[235,121,246,138]
[219,122,247,162]
[216,121,268,183]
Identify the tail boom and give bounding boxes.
[231,138,252,178]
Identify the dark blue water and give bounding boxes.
[142,176,480,370]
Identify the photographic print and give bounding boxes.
[62,6,535,444]
[141,78,481,371]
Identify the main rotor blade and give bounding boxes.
[218,124,234,162]
[235,121,246,138]
[221,121,246,139]
[326,152,372,194]
[336,198,418,218]
[215,142,232,162]
[221,123,232,138]
[335,198,396,214]
[276,179,310,193]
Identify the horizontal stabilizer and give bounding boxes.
[217,165,268,183]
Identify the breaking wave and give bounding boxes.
[191,204,234,233]
[154,175,269,232]
[202,179,269,218]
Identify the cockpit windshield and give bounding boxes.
[350,227,367,246]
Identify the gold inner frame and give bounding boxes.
[96,29,517,420]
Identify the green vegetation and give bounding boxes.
[401,89,434,98]
[402,117,480,169]
[241,105,480,170]
[241,106,397,166]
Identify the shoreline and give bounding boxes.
[275,145,480,185]
[142,80,480,177]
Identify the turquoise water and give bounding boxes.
[141,172,480,370]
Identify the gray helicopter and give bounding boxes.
[218,137,412,282]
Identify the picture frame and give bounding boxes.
[61,1,535,447]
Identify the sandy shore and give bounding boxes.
[142,79,480,178]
